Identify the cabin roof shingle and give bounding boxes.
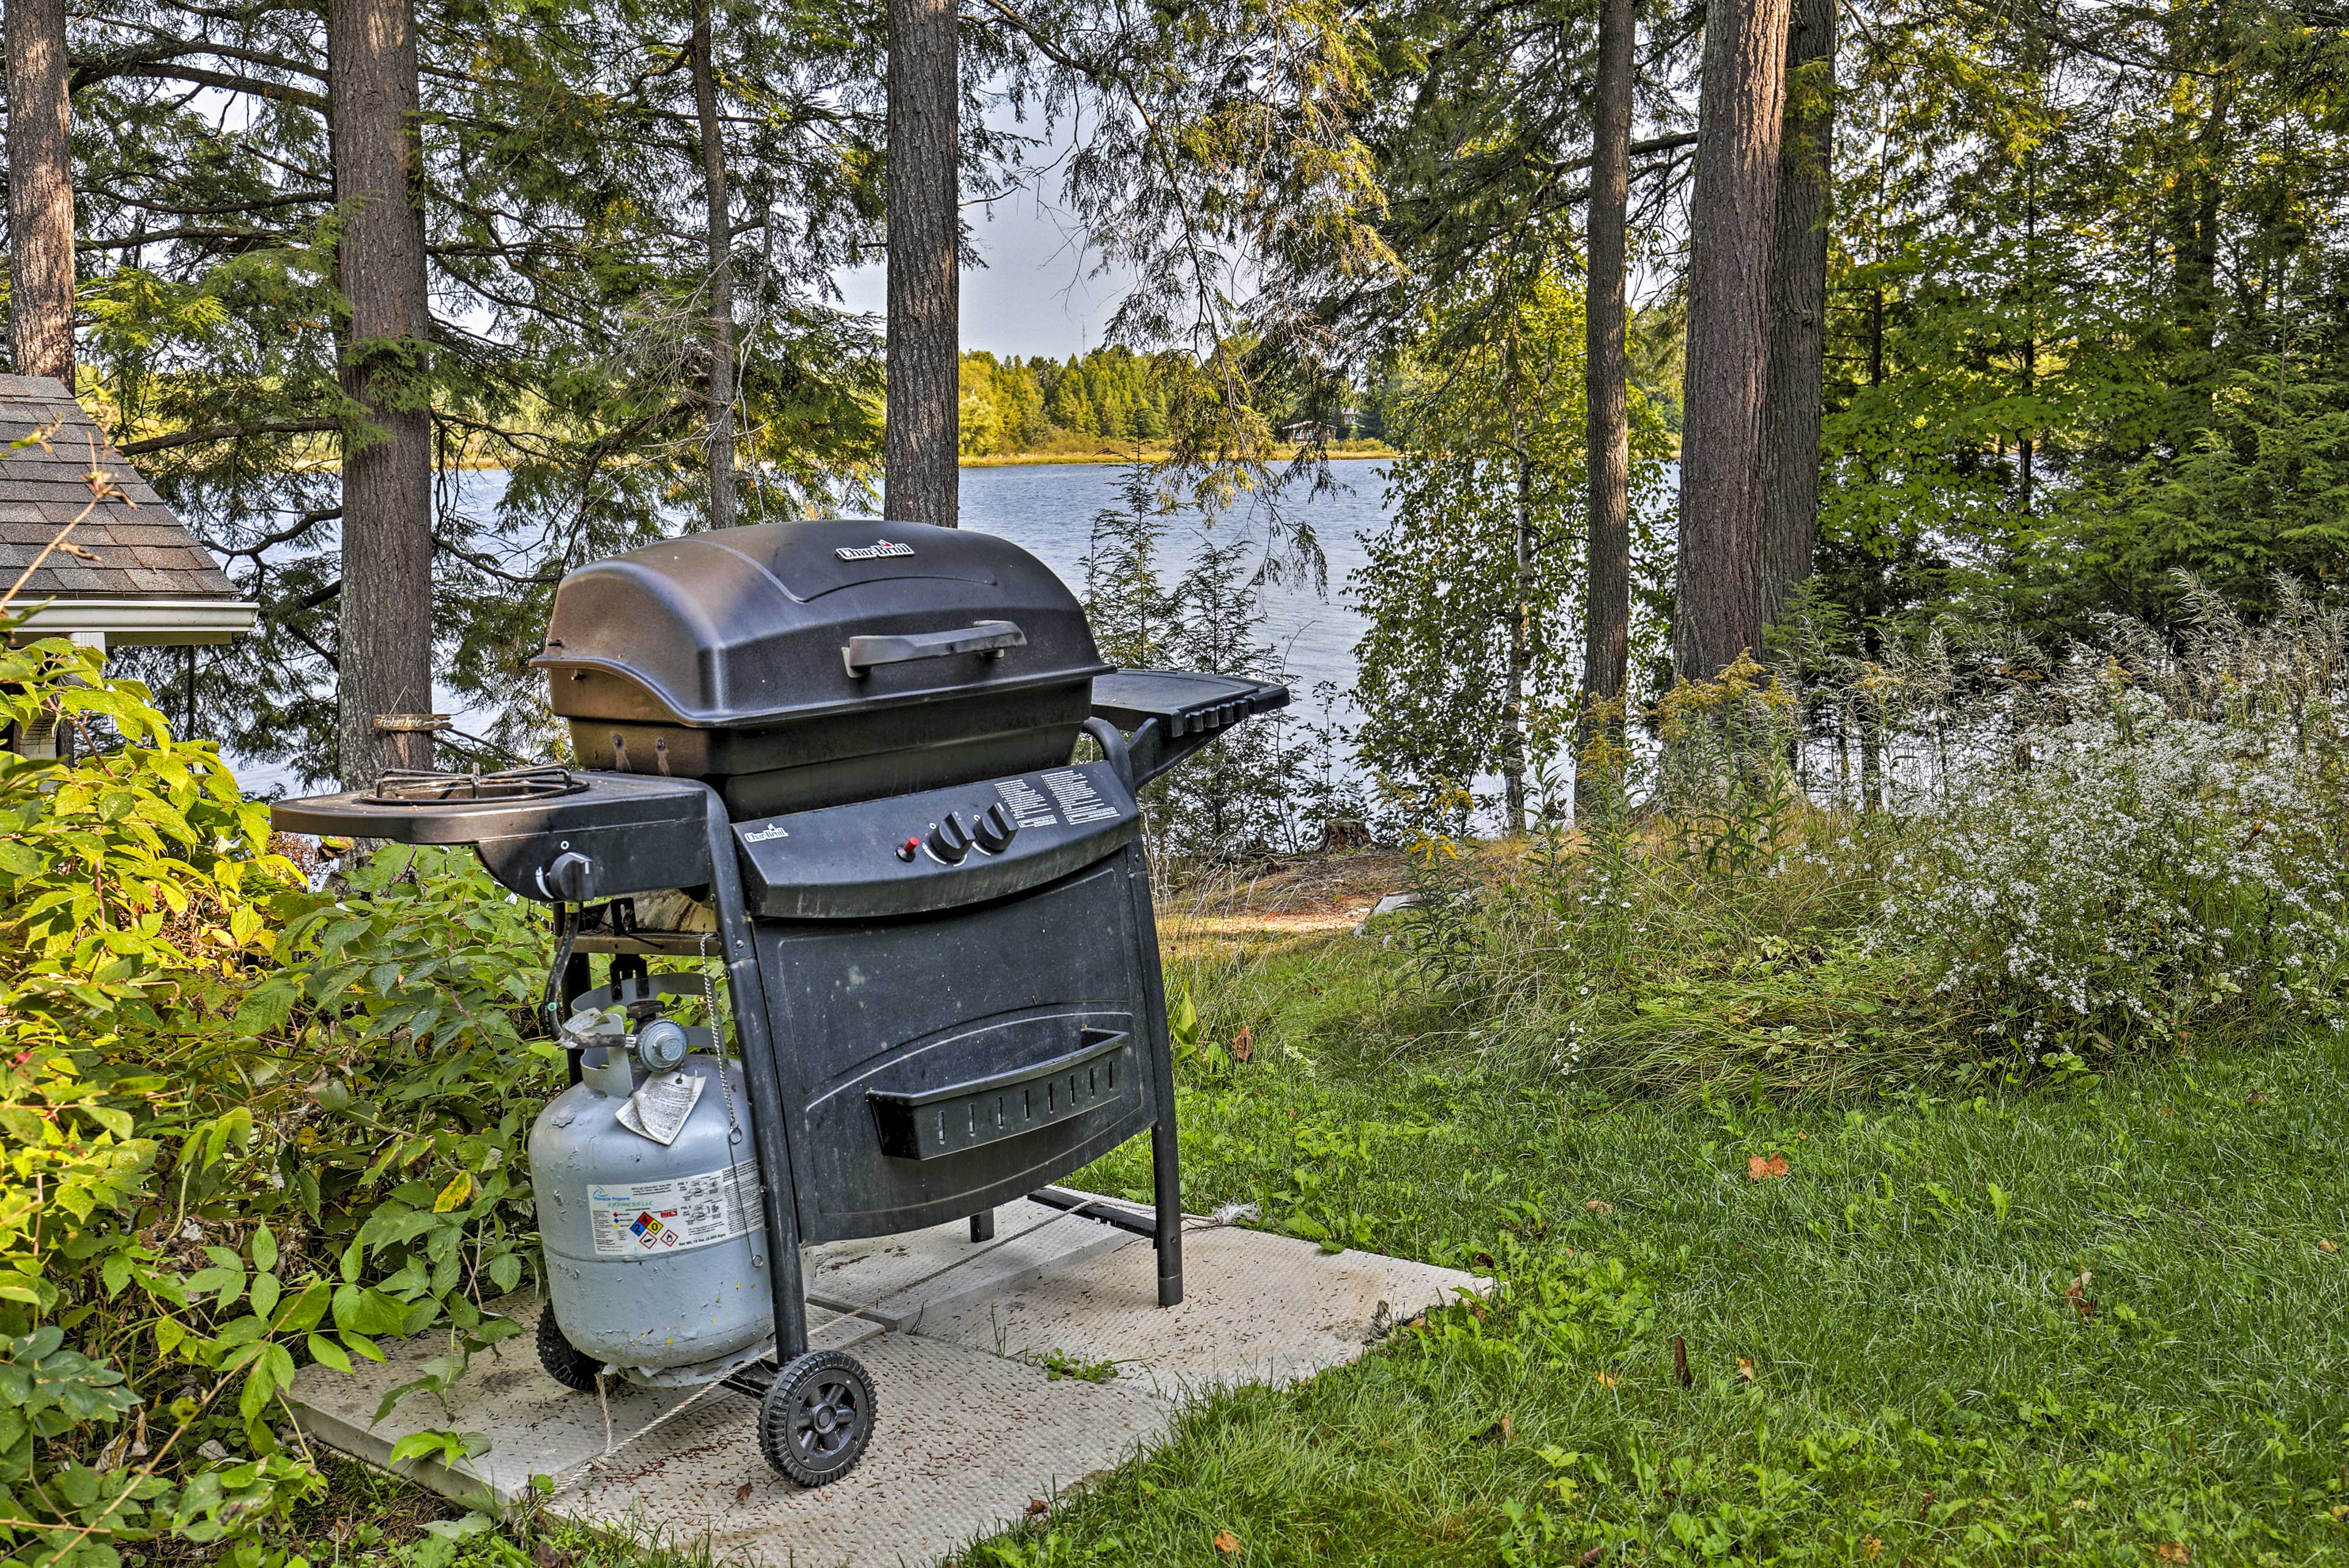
[0,374,240,603]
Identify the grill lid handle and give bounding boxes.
[842,620,1026,677]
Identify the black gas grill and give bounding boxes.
[273,519,1285,1486]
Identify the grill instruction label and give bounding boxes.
[1042,768,1118,824]
[587,1165,762,1257]
[993,776,1056,828]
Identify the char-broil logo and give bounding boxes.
[743,822,789,844]
[836,538,915,561]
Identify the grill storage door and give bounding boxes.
[759,852,1160,1242]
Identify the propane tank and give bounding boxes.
[529,1009,770,1383]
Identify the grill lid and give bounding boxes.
[533,519,1108,730]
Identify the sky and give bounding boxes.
[831,162,1131,363]
[830,99,1156,363]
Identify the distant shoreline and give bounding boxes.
[960,447,1396,467]
[425,447,1399,474]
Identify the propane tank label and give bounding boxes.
[585,1164,762,1257]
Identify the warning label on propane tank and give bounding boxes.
[586,1164,762,1257]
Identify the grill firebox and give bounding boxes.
[273,519,1286,1487]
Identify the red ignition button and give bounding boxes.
[896,836,921,863]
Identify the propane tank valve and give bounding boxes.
[635,1018,691,1072]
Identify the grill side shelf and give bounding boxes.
[1086,669,1291,787]
[867,1028,1131,1161]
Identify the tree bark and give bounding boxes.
[1757,0,1836,637]
[1673,0,1793,683]
[884,0,958,526]
[1502,330,1531,835]
[2019,154,2036,516]
[328,0,436,786]
[6,0,75,384]
[1578,0,1633,807]
[692,0,738,530]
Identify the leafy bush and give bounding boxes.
[0,636,556,1568]
[1868,586,2349,1053]
[1390,580,2349,1093]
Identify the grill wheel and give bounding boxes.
[758,1350,875,1486]
[536,1302,602,1392]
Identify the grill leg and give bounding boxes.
[690,781,811,1367]
[1120,836,1185,1309]
[969,1209,995,1243]
[1151,1120,1183,1307]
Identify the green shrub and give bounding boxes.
[0,634,555,1568]
[1865,585,2349,1055]
[1390,582,2349,1093]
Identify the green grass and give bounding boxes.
[973,927,2349,1567]
[335,923,2349,1568]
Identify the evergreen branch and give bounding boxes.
[72,35,328,86]
[198,507,341,561]
[83,185,331,216]
[1518,130,1699,179]
[119,417,341,455]
[87,63,328,112]
[436,541,565,586]
[78,226,296,250]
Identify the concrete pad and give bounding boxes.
[284,1290,880,1509]
[803,1198,1133,1329]
[284,1195,1482,1566]
[555,1330,1170,1568]
[913,1222,1475,1397]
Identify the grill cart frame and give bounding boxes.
[276,546,1283,1488]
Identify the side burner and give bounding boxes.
[274,771,715,904]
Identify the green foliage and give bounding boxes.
[76,0,892,779]
[959,348,1377,458]
[1031,1349,1123,1384]
[1380,585,2349,1098]
[1352,267,1672,830]
[1821,0,2349,648]
[0,636,554,1565]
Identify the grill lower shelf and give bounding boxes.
[866,1028,1130,1161]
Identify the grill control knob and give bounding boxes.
[542,851,595,901]
[973,803,1019,855]
[926,814,972,865]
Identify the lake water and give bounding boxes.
[960,459,1390,713]
[230,460,1398,797]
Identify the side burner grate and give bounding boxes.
[362,764,587,806]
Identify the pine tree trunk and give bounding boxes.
[884,0,958,526]
[1578,0,1634,809]
[1502,340,1531,836]
[692,0,738,531]
[1674,0,1794,683]
[2019,154,2036,516]
[1757,0,1835,639]
[329,0,436,786]
[6,0,75,384]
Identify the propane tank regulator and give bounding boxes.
[635,1018,691,1071]
[559,1003,699,1089]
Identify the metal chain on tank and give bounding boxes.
[699,931,760,1269]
